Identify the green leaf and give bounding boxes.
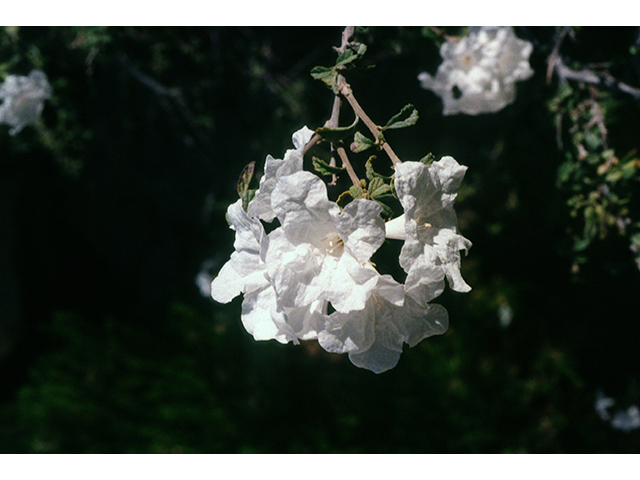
[369,177,394,203]
[237,161,258,211]
[312,157,345,176]
[310,65,338,93]
[419,152,436,166]
[365,156,392,181]
[316,116,359,143]
[237,161,256,198]
[352,131,375,153]
[349,185,364,199]
[382,104,419,130]
[336,42,367,67]
[241,189,257,212]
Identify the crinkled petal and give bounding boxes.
[241,286,291,344]
[346,296,449,374]
[393,159,472,294]
[321,254,379,313]
[272,171,337,246]
[282,300,325,341]
[265,228,321,309]
[210,199,268,303]
[432,228,472,292]
[349,340,403,374]
[210,260,245,303]
[333,198,385,264]
[265,228,382,314]
[291,125,315,150]
[319,307,374,354]
[247,126,314,221]
[403,246,446,304]
[431,156,468,207]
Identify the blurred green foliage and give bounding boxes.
[1,26,640,453]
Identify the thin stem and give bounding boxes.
[547,27,640,99]
[326,96,342,185]
[327,94,362,190]
[337,75,402,165]
[305,27,364,192]
[336,146,362,188]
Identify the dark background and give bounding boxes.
[1,26,639,453]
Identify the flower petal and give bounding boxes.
[333,198,385,264]
[248,126,314,222]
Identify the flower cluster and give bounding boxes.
[211,127,471,373]
[0,70,52,135]
[418,27,534,116]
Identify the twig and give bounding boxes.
[336,145,362,188]
[304,27,364,192]
[556,59,640,99]
[337,75,402,165]
[547,28,640,99]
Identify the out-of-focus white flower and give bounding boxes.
[595,389,615,421]
[498,300,514,328]
[247,126,314,222]
[0,70,52,135]
[594,389,640,432]
[387,157,472,301]
[418,27,534,115]
[611,405,640,432]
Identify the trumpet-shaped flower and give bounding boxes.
[319,276,449,373]
[210,199,301,344]
[248,126,315,222]
[0,70,52,135]
[418,27,533,115]
[265,170,396,316]
[386,157,472,299]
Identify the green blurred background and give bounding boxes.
[1,26,639,453]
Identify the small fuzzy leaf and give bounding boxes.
[241,189,257,212]
[352,131,375,153]
[369,177,394,203]
[349,185,364,199]
[312,156,345,176]
[419,152,436,166]
[383,104,419,130]
[310,66,338,92]
[237,161,256,198]
[336,42,367,67]
[316,116,359,143]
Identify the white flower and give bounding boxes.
[595,389,615,421]
[265,170,391,315]
[0,70,52,135]
[611,405,640,432]
[387,157,472,300]
[247,126,315,222]
[210,199,300,344]
[418,27,533,115]
[319,278,449,373]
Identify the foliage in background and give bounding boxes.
[1,26,640,453]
